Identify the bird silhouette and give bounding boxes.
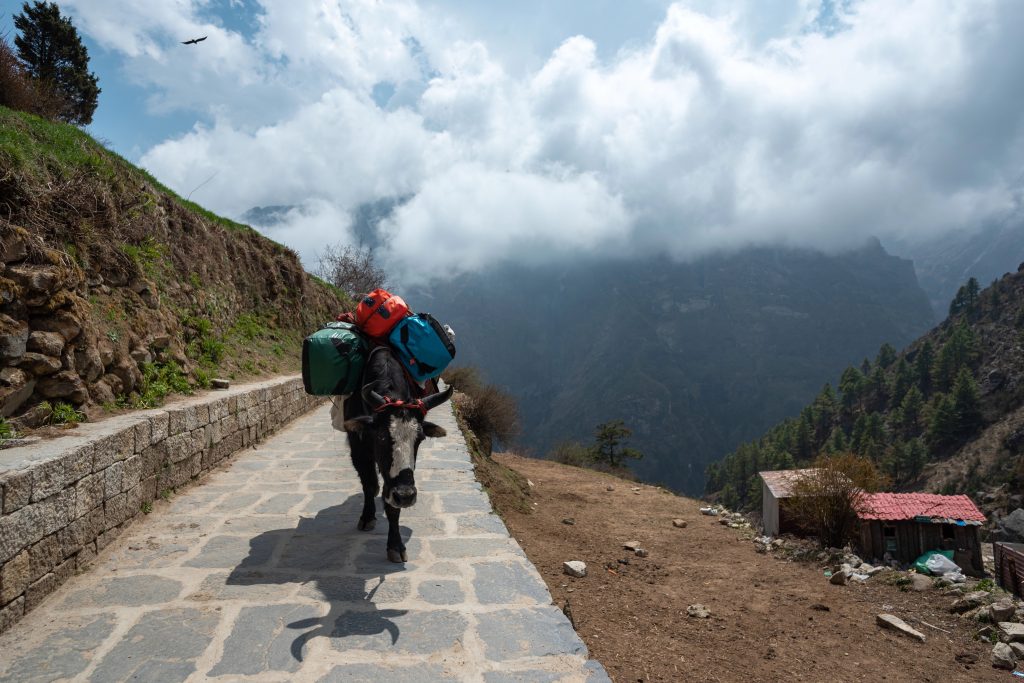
[182,36,207,45]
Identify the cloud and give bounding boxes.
[68,0,1024,280]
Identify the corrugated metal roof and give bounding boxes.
[856,492,986,523]
[759,469,821,498]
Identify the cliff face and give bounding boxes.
[0,107,346,428]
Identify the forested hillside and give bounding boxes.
[418,241,935,494]
[706,267,1024,511]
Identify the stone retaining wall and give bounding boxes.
[0,375,321,633]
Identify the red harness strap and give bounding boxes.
[372,397,427,417]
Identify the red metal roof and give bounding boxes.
[856,493,986,523]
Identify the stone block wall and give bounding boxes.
[0,376,321,633]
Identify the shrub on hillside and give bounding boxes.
[789,452,888,548]
[0,35,63,119]
[316,244,387,300]
[443,366,519,456]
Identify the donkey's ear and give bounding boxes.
[343,416,374,433]
[422,422,446,438]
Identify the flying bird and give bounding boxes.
[182,36,207,45]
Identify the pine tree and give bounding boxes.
[589,419,643,468]
[890,358,913,406]
[895,385,924,432]
[913,341,935,394]
[928,394,958,447]
[839,366,865,412]
[875,343,897,369]
[14,1,100,124]
[951,366,982,434]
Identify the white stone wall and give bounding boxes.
[0,376,322,633]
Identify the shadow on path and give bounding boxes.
[226,494,413,661]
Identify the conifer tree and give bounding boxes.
[13,1,100,124]
[875,343,897,369]
[589,419,643,468]
[928,394,958,447]
[951,366,982,433]
[913,341,935,394]
[895,385,924,432]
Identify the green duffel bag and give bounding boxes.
[301,322,368,395]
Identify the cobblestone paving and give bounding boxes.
[0,403,609,682]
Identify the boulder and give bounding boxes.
[130,346,152,364]
[36,371,89,404]
[212,378,230,390]
[6,264,60,299]
[992,642,1016,670]
[1010,643,1024,659]
[16,352,62,376]
[635,548,649,558]
[97,339,115,368]
[623,541,641,551]
[563,561,587,578]
[994,509,1024,543]
[876,614,926,643]
[999,622,1024,643]
[687,604,711,619]
[88,380,115,406]
[26,331,65,357]
[0,231,27,262]
[30,312,82,342]
[830,569,850,586]
[75,345,104,383]
[990,601,1016,623]
[0,367,35,417]
[101,372,124,397]
[0,315,29,361]
[109,357,141,395]
[909,574,933,592]
[951,591,989,613]
[148,334,171,350]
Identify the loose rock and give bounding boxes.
[699,507,718,516]
[876,614,926,642]
[991,642,1016,670]
[950,591,988,613]
[687,604,711,619]
[999,621,1024,643]
[909,574,932,592]
[212,378,230,390]
[562,518,576,525]
[635,548,649,558]
[623,541,641,552]
[829,569,850,586]
[563,561,587,578]
[606,486,615,492]
[672,519,687,528]
[989,600,1016,623]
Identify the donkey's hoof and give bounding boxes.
[387,548,408,563]
[357,518,376,531]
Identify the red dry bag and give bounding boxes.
[354,288,411,338]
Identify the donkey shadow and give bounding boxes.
[226,494,414,661]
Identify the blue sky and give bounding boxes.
[5,1,1023,279]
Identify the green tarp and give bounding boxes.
[301,322,367,396]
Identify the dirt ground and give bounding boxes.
[491,453,1007,683]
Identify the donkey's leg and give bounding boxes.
[350,448,379,531]
[384,502,406,562]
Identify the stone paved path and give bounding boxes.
[0,403,609,682]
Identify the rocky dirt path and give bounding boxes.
[493,453,1006,683]
[0,404,607,682]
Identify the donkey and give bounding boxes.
[342,346,452,562]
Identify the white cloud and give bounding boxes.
[68,0,1024,279]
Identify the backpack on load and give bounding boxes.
[388,313,456,383]
[355,288,411,338]
[301,322,368,395]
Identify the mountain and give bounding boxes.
[706,265,1024,512]
[415,240,935,494]
[885,219,1024,321]
[0,106,347,429]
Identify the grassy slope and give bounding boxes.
[0,106,350,416]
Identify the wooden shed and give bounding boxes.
[759,469,820,536]
[856,493,986,575]
[994,542,1024,598]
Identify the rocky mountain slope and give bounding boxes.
[417,240,935,494]
[0,107,347,430]
[707,264,1024,515]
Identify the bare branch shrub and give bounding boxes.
[789,452,889,548]
[315,244,387,299]
[0,33,64,119]
[444,366,519,456]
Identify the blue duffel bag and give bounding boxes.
[388,313,456,383]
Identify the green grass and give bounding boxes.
[39,401,84,426]
[132,361,193,408]
[120,238,167,277]
[0,417,12,441]
[0,106,256,235]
